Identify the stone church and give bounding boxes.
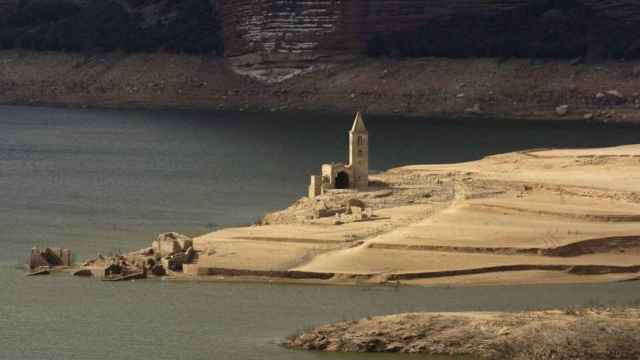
[309,112,369,198]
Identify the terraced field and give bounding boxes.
[190,145,640,286]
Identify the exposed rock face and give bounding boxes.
[218,0,640,81]
[3,0,640,84]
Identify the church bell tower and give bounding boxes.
[349,112,369,189]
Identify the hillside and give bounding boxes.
[2,50,640,122]
[0,0,222,54]
[2,1,640,118]
[3,1,640,62]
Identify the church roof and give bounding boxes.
[350,112,367,133]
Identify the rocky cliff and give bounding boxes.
[218,0,640,81]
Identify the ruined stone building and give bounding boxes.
[309,112,368,198]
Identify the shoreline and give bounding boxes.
[2,50,640,124]
[6,101,640,126]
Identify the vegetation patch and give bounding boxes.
[0,0,223,54]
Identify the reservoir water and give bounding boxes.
[1,105,640,360]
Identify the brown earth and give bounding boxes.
[285,308,640,360]
[2,50,640,122]
[177,145,640,286]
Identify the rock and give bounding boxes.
[73,269,93,277]
[160,257,172,272]
[366,207,374,218]
[465,104,483,115]
[606,90,625,99]
[569,57,583,65]
[315,200,327,211]
[556,105,569,116]
[171,252,190,270]
[346,198,366,211]
[104,263,123,277]
[136,247,154,256]
[161,251,191,272]
[596,90,626,106]
[185,247,196,263]
[633,65,640,77]
[81,259,95,267]
[152,232,193,257]
[583,113,594,120]
[151,264,166,276]
[26,269,50,276]
[351,206,364,221]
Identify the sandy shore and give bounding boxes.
[2,50,640,122]
[164,144,639,286]
[285,308,640,359]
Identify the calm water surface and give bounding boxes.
[1,105,640,360]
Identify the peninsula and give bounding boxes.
[68,113,640,287]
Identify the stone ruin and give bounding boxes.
[308,197,375,224]
[76,232,197,279]
[151,232,196,272]
[29,247,72,270]
[309,112,369,199]
[333,199,375,224]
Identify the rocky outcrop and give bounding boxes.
[286,309,640,359]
